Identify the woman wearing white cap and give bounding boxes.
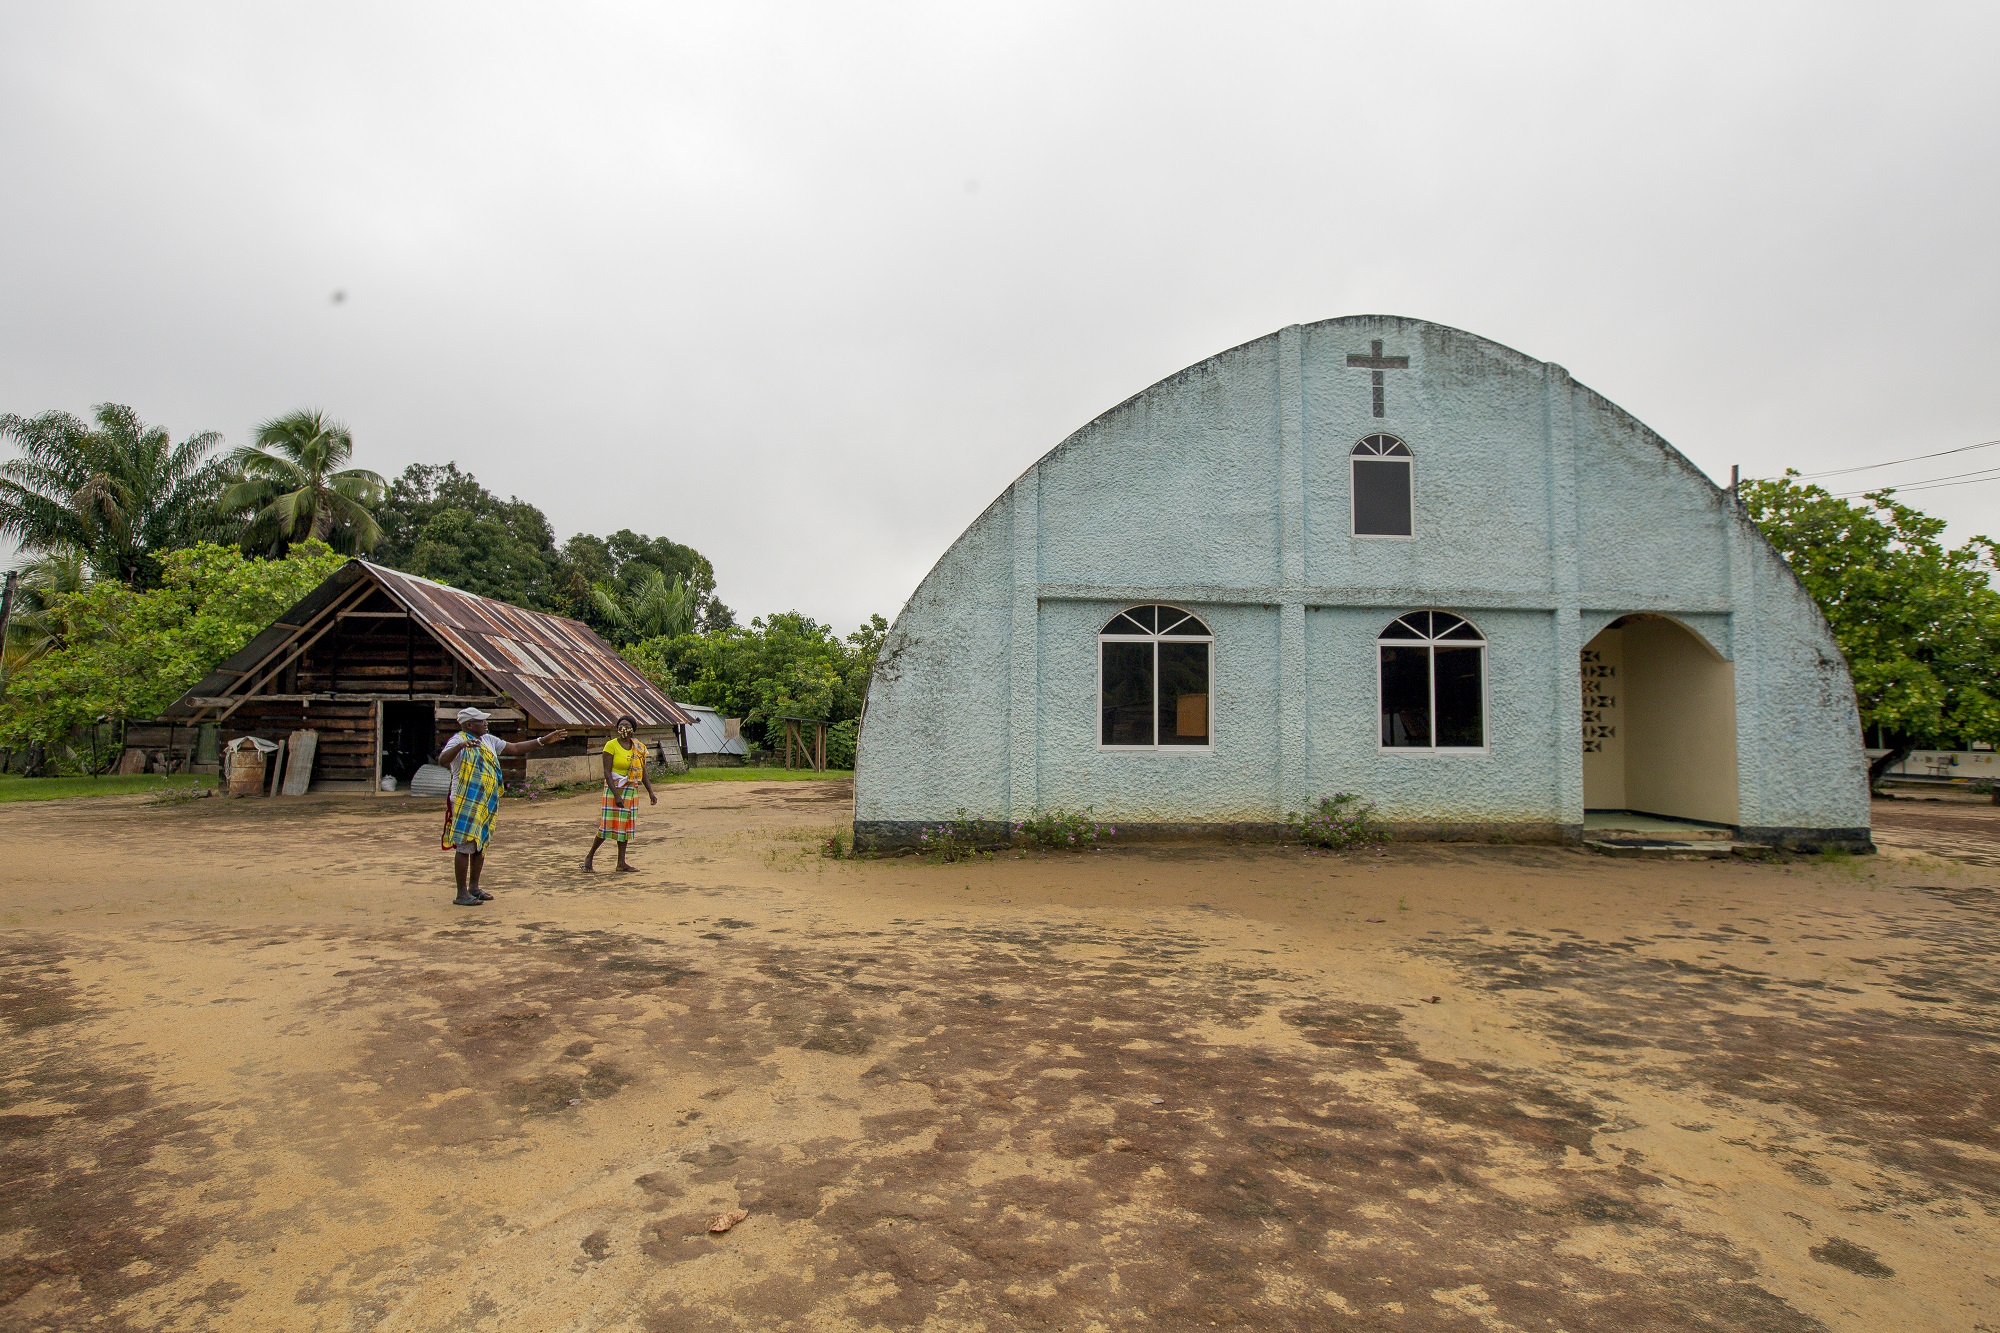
[438,707,567,907]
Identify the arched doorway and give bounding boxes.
[1582,616,1738,826]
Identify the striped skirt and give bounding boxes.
[599,785,638,841]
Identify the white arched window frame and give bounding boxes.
[1098,605,1214,751]
[1377,611,1487,751]
[1352,434,1414,539]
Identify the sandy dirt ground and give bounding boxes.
[2,782,1997,1332]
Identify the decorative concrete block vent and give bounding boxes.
[854,315,1871,854]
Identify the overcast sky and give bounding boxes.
[3,2,1995,630]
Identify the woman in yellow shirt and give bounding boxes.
[583,714,657,872]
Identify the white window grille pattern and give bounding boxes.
[1377,611,1486,750]
[1099,605,1213,749]
[1352,433,1414,538]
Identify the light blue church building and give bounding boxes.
[854,316,1871,851]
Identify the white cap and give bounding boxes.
[456,706,491,724]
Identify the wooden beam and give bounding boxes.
[188,577,376,720]
[187,693,506,707]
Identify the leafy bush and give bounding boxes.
[826,718,859,770]
[1288,793,1387,851]
[916,809,983,863]
[1013,808,1112,851]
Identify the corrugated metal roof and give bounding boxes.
[678,702,749,756]
[165,560,692,730]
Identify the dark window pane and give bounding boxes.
[1380,614,1423,641]
[1354,458,1413,536]
[1380,646,1431,747]
[1438,616,1482,641]
[1161,611,1210,636]
[1434,646,1484,747]
[1101,641,1154,745]
[1105,612,1146,635]
[1157,641,1210,745]
[1128,605,1156,632]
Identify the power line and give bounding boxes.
[1831,462,2000,494]
[1834,470,2000,499]
[1793,436,2000,479]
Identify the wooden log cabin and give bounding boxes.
[162,561,691,791]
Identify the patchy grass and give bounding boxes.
[658,766,853,784]
[0,773,218,803]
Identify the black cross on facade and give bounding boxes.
[1346,339,1410,418]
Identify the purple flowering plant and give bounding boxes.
[1012,808,1112,852]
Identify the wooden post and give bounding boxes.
[815,720,825,772]
[0,570,16,690]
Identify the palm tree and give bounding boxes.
[1,547,90,677]
[0,404,233,586]
[224,410,386,557]
[590,567,698,644]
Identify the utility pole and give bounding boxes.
[0,569,16,687]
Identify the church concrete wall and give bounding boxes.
[854,315,1871,852]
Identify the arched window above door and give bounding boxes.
[1352,434,1414,538]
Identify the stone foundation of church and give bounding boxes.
[852,820,1875,854]
[1736,826,1875,854]
[852,819,1585,852]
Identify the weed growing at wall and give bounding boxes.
[917,810,984,864]
[1012,809,1113,851]
[1288,793,1387,852]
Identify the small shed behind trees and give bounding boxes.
[163,560,691,791]
[678,703,749,765]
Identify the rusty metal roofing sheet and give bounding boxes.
[359,563,692,730]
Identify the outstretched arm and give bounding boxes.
[501,728,568,755]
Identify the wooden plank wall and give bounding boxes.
[227,702,377,787]
[290,594,458,696]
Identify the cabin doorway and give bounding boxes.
[1582,616,1738,826]
[380,701,437,789]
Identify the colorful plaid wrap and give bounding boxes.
[445,731,503,852]
[599,784,638,841]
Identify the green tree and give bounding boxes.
[563,529,731,632]
[225,410,386,557]
[0,540,347,759]
[590,567,698,645]
[0,403,235,587]
[621,610,889,759]
[372,463,564,609]
[1,547,90,675]
[1741,474,2000,785]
